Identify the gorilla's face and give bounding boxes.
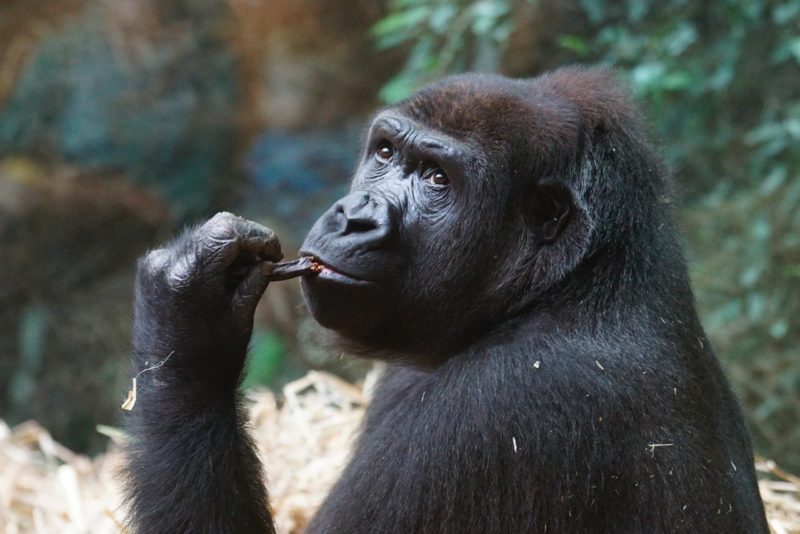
[300,76,578,360]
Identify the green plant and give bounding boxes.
[372,0,514,102]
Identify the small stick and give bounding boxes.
[121,351,175,411]
[266,257,323,281]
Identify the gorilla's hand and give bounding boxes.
[132,212,282,389]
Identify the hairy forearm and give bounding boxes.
[126,321,272,532]
[123,214,282,533]
[124,377,274,534]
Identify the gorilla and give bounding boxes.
[123,67,769,533]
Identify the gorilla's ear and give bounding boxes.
[530,184,572,244]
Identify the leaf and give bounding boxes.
[626,0,649,23]
[772,2,800,24]
[580,0,604,24]
[769,320,789,339]
[746,292,766,322]
[661,71,693,91]
[558,35,590,56]
[771,37,800,65]
[372,7,432,39]
[379,74,419,103]
[665,23,697,56]
[430,4,458,33]
[740,265,763,288]
[760,166,787,196]
[471,0,511,35]
[630,62,666,94]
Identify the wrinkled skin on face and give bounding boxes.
[300,74,596,361]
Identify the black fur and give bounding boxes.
[125,213,279,533]
[124,68,768,533]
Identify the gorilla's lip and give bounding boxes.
[298,251,373,286]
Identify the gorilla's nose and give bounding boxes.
[307,191,395,252]
[336,192,381,235]
[332,191,394,243]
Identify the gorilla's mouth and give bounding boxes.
[298,252,372,286]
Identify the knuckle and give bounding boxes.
[211,211,237,223]
[253,225,279,247]
[139,248,170,275]
[203,212,241,238]
[139,245,202,291]
[166,253,197,289]
[244,220,271,240]
[264,228,279,243]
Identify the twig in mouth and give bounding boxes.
[266,257,323,281]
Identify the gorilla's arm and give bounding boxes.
[124,213,279,534]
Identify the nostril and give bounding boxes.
[330,191,390,238]
[344,217,379,235]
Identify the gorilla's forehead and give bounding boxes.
[399,76,525,133]
[395,74,582,159]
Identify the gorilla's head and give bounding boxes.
[300,68,667,363]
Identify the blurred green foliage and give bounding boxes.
[372,0,514,101]
[375,0,800,468]
[0,2,241,219]
[243,330,288,389]
[243,328,311,390]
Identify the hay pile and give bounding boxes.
[0,371,370,533]
[1,371,798,533]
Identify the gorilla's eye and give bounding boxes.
[375,142,394,163]
[426,169,449,186]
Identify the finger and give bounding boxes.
[196,212,283,268]
[240,221,282,263]
[232,261,273,317]
[199,212,250,266]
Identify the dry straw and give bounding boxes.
[1,371,797,533]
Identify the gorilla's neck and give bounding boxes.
[535,221,699,336]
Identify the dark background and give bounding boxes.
[0,0,797,471]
